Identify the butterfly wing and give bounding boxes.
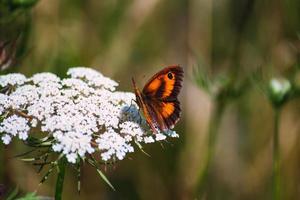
[142,65,184,101]
[141,65,183,131]
[146,99,181,131]
[132,77,162,133]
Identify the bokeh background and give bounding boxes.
[1,0,300,199]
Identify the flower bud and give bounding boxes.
[268,78,291,106]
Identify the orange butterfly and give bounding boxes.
[132,65,184,133]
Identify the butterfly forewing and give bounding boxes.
[142,66,183,100]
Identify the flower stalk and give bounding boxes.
[195,97,226,197]
[272,107,281,200]
[193,63,249,197]
[55,157,67,200]
[267,77,291,200]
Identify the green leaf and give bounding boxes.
[11,0,39,8]
[6,187,19,200]
[87,158,115,191]
[39,162,57,185]
[20,157,36,162]
[16,192,39,200]
[95,168,115,191]
[135,141,150,157]
[193,65,211,94]
[14,148,38,158]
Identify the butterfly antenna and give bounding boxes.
[132,77,140,95]
[131,77,136,87]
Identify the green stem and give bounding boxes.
[196,99,226,197]
[272,107,281,200]
[0,146,3,181]
[55,157,67,200]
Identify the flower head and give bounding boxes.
[268,78,291,106]
[0,73,26,87]
[0,67,179,163]
[0,115,30,141]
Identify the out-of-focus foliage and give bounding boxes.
[1,0,300,199]
[0,0,37,72]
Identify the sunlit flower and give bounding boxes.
[268,78,291,105]
[0,115,30,141]
[0,73,26,87]
[96,128,134,161]
[269,78,291,96]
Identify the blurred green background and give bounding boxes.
[1,0,300,199]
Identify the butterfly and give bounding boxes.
[132,65,184,133]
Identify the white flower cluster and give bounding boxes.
[0,115,30,144]
[0,67,179,163]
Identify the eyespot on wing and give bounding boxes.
[142,66,183,100]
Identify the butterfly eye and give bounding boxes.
[167,72,173,79]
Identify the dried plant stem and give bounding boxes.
[55,158,67,200]
[196,99,226,197]
[272,108,281,200]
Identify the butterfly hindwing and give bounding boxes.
[161,100,181,128]
[149,99,181,130]
[145,100,168,131]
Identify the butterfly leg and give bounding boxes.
[124,98,137,113]
[124,104,132,113]
[138,114,143,125]
[134,106,144,126]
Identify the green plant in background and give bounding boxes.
[16,192,40,200]
[192,0,255,197]
[193,65,300,199]
[6,187,40,200]
[251,63,300,200]
[267,77,291,200]
[0,0,38,73]
[193,66,249,198]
